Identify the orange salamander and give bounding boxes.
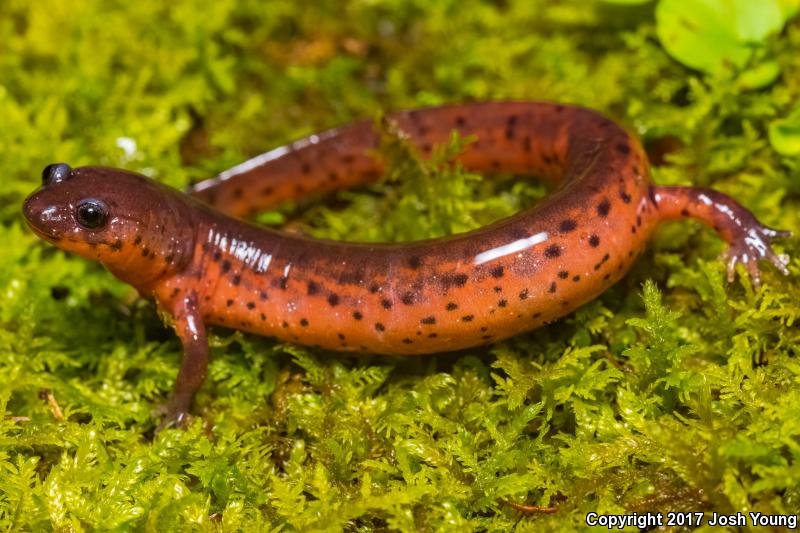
[23,101,791,427]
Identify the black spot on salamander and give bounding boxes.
[232,275,241,286]
[374,322,385,332]
[555,105,565,113]
[402,338,413,344]
[110,239,123,251]
[401,292,415,305]
[233,188,243,199]
[282,321,289,328]
[594,253,611,270]
[681,208,689,217]
[616,142,630,155]
[170,287,180,298]
[597,198,611,217]
[278,277,288,289]
[246,302,256,310]
[307,281,319,295]
[558,271,569,279]
[504,114,517,140]
[440,273,468,289]
[455,115,466,127]
[559,219,577,233]
[212,250,221,262]
[603,274,611,280]
[462,315,474,322]
[549,282,557,293]
[353,311,363,321]
[261,186,274,196]
[134,236,142,246]
[631,225,637,234]
[221,260,231,273]
[408,256,421,269]
[519,288,529,300]
[165,253,175,263]
[428,332,437,338]
[381,298,392,309]
[301,163,311,174]
[620,190,631,203]
[338,333,345,340]
[260,313,266,321]
[636,215,642,227]
[491,265,504,278]
[141,247,150,257]
[532,312,542,318]
[259,291,268,301]
[589,235,600,247]
[544,244,560,258]
[573,275,581,282]
[543,154,555,165]
[300,318,309,327]
[522,136,531,152]
[498,299,508,307]
[369,283,380,294]
[226,299,234,307]
[421,316,436,325]
[328,293,340,306]
[494,286,502,293]
[481,335,492,340]
[446,302,458,311]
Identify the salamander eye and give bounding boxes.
[42,163,72,185]
[75,199,109,230]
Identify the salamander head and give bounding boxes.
[23,164,196,289]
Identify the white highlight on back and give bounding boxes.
[473,231,548,265]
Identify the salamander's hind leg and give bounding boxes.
[651,186,791,288]
[156,293,209,432]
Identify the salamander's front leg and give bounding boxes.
[157,293,209,432]
[651,186,791,287]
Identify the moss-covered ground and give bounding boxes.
[1,1,799,531]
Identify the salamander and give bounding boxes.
[22,101,791,428]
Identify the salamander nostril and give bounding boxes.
[42,163,72,185]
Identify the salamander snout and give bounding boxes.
[42,163,72,185]
[24,165,198,290]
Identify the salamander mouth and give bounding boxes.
[23,217,63,242]
[22,194,65,242]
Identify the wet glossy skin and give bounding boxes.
[23,101,791,427]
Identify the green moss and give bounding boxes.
[1,0,799,530]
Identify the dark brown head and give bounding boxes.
[24,164,196,289]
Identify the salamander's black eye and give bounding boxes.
[42,163,72,185]
[75,199,109,230]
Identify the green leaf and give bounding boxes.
[655,0,785,74]
[769,106,800,156]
